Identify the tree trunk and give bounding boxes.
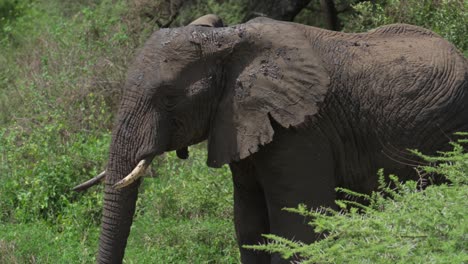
[243,0,312,22]
[320,0,340,31]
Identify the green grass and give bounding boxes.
[0,222,99,263]
[0,145,238,263]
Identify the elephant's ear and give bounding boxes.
[207,21,331,168]
[189,14,224,27]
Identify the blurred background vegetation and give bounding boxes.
[0,0,466,263]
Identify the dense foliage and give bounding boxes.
[246,134,468,263]
[0,0,466,262]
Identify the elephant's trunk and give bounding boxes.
[97,101,165,263]
[98,140,143,263]
[98,177,140,263]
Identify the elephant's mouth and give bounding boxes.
[114,147,189,189]
[71,158,153,191]
[138,142,189,160]
[72,146,189,192]
[112,158,152,189]
[176,147,189,159]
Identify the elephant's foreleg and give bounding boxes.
[253,126,337,263]
[230,160,270,264]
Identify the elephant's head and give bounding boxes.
[95,15,330,263]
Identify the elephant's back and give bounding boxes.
[332,25,468,152]
[366,24,466,83]
[344,25,467,115]
[368,23,438,37]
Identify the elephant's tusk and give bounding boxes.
[72,171,106,192]
[113,160,149,189]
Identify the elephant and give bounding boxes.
[74,14,468,263]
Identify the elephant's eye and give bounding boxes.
[162,95,179,110]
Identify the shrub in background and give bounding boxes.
[0,100,110,229]
[0,0,136,250]
[0,0,147,229]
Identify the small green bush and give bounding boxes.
[245,134,468,263]
[0,106,110,229]
[0,0,32,34]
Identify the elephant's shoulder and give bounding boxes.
[246,16,276,24]
[369,23,439,38]
[245,17,296,28]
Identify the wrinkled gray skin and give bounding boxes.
[97,14,468,263]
